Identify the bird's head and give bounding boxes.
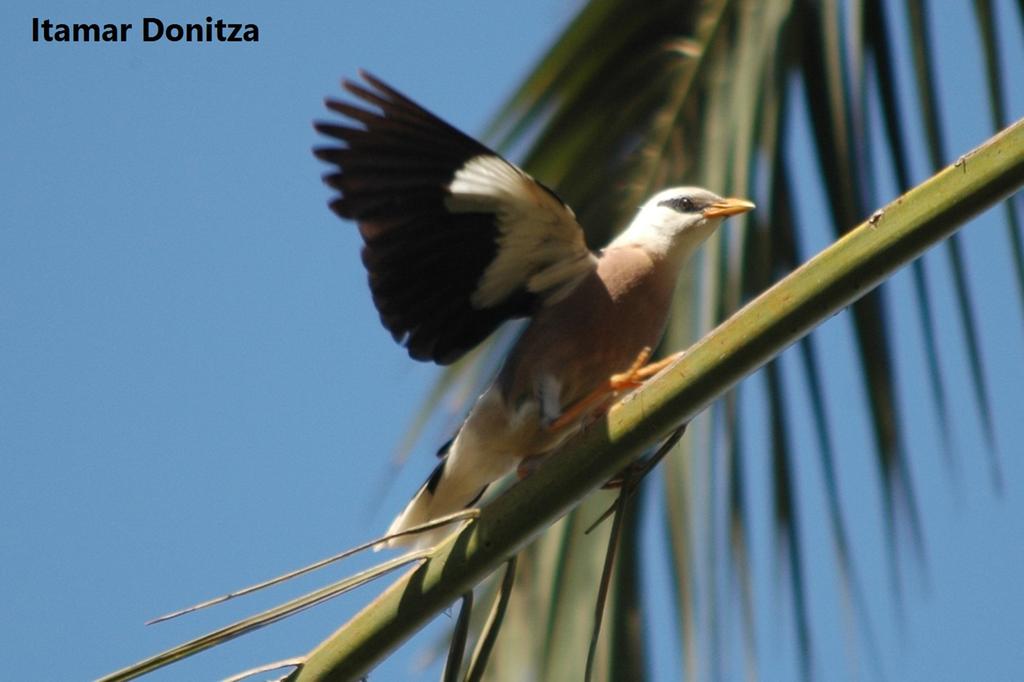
[611,186,755,262]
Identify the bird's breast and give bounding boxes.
[498,245,678,424]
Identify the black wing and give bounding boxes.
[314,71,595,365]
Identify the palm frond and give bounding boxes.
[284,119,1024,679]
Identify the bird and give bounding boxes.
[313,71,754,549]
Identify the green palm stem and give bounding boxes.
[288,117,1024,682]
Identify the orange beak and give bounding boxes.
[703,197,756,218]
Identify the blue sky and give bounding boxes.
[2,1,1022,681]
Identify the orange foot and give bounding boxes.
[546,347,684,432]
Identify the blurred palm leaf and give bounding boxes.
[90,2,1023,680]
[288,110,1023,681]
[375,0,1024,679]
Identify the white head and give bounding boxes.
[610,186,754,263]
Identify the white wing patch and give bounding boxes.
[446,155,596,309]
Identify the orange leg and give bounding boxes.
[547,348,684,432]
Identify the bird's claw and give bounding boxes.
[546,348,684,433]
[612,347,683,388]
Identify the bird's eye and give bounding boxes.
[658,196,698,213]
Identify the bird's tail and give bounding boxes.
[381,444,494,550]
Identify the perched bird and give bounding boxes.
[314,72,753,548]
